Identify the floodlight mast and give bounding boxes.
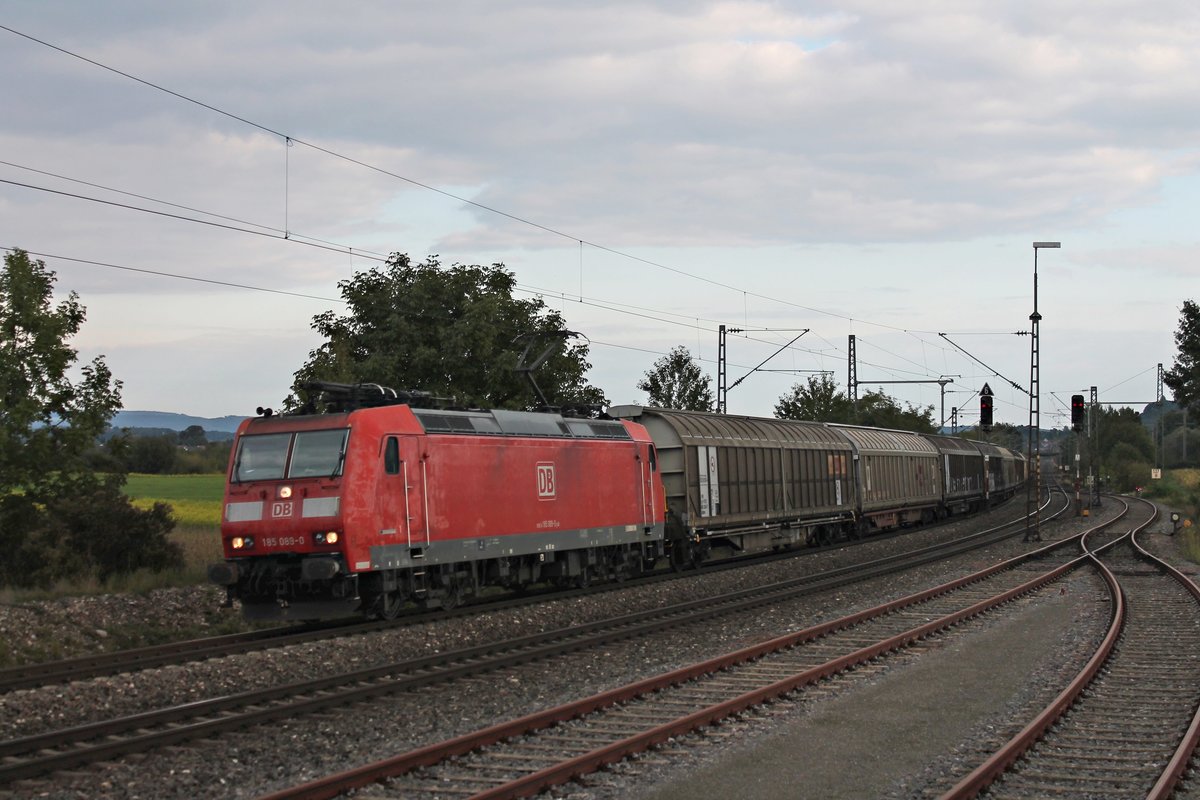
[1026,241,1060,543]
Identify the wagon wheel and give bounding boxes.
[669,543,688,572]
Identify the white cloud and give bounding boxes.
[2,1,1197,416]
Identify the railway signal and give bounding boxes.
[979,384,994,430]
[1071,394,1085,431]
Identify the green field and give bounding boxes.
[120,473,226,577]
[124,473,226,503]
[124,473,224,528]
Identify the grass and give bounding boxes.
[123,472,225,502]
[125,473,224,528]
[1143,468,1200,563]
[124,473,226,583]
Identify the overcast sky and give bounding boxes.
[3,1,1197,428]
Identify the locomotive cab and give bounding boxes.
[209,414,361,620]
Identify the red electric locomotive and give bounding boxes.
[209,384,665,621]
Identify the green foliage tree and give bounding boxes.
[636,346,713,411]
[775,376,935,433]
[174,439,233,474]
[1107,442,1151,492]
[290,254,607,411]
[853,389,937,433]
[1086,406,1157,490]
[125,434,178,474]
[1096,406,1154,462]
[775,374,853,421]
[179,425,207,447]
[0,249,180,588]
[1165,299,1200,410]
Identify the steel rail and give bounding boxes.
[255,499,1121,800]
[1134,507,1200,800]
[939,498,1162,799]
[0,494,1043,694]
[0,491,1068,782]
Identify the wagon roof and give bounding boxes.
[607,406,852,448]
[827,424,939,455]
[923,433,984,455]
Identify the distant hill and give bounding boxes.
[111,410,248,434]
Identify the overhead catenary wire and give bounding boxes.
[1,22,986,341]
[0,23,1062,407]
[2,246,789,380]
[2,164,931,379]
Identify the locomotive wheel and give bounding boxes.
[375,591,404,621]
[440,582,462,611]
[574,566,592,589]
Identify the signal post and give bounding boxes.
[1071,393,1085,516]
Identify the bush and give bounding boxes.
[48,482,183,583]
[0,478,183,589]
[0,495,84,589]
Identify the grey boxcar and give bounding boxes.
[924,433,988,515]
[607,406,858,560]
[831,424,941,532]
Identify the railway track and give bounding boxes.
[0,497,1035,695]
[0,493,1070,790]
[941,496,1200,800]
[231,493,1127,799]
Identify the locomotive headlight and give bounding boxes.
[231,536,255,550]
[326,531,339,544]
[313,531,340,545]
[278,485,293,499]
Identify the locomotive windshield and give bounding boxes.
[289,429,349,477]
[233,428,349,482]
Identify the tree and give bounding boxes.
[1165,299,1200,410]
[126,434,178,474]
[636,346,713,411]
[853,389,937,433]
[290,254,607,411]
[774,377,935,432]
[0,249,180,588]
[179,425,207,447]
[1,249,120,495]
[775,374,853,421]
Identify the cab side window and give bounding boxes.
[384,437,400,475]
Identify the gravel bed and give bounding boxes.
[0,500,1132,800]
[557,568,1112,800]
[0,586,233,668]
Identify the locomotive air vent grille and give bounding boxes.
[587,422,632,439]
[414,412,478,433]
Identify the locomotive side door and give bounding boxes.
[377,434,427,547]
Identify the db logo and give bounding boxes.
[536,463,556,499]
[272,502,294,518]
